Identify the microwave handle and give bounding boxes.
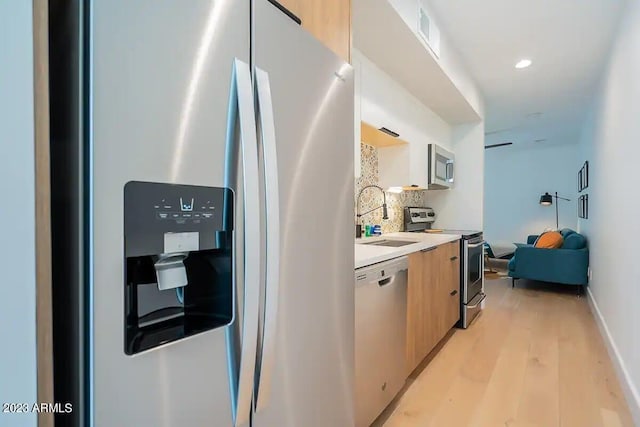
[446,160,454,182]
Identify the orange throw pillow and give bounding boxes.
[534,231,564,249]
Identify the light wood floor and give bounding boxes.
[374,276,634,427]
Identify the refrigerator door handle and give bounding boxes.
[225,58,261,427]
[254,67,281,413]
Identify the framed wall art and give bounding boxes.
[578,161,589,192]
[578,194,589,219]
[578,169,583,192]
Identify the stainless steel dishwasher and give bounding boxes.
[355,256,408,427]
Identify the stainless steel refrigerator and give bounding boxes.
[49,1,355,426]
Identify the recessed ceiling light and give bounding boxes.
[515,59,532,69]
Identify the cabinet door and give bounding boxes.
[278,0,351,62]
[442,241,461,330]
[405,242,461,375]
[426,242,459,356]
[409,140,429,188]
[422,246,443,360]
[300,0,351,61]
[406,247,440,375]
[406,252,425,375]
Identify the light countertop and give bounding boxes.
[355,232,461,269]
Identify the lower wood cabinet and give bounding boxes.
[406,241,460,375]
[442,242,461,331]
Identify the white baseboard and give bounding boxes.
[586,287,640,424]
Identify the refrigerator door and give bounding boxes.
[252,1,355,426]
[88,1,251,426]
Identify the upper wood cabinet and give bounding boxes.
[360,122,407,148]
[277,0,351,62]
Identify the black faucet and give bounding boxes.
[355,185,389,237]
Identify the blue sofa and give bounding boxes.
[508,228,589,290]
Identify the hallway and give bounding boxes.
[376,277,633,426]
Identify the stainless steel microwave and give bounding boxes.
[427,144,454,189]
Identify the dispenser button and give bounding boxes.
[181,213,192,219]
[170,212,181,219]
[157,212,169,220]
[193,212,202,219]
[180,197,194,212]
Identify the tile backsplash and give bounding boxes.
[355,143,430,233]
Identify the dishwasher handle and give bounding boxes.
[378,277,392,286]
[378,268,407,287]
[355,256,409,287]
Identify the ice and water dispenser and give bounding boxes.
[124,182,234,354]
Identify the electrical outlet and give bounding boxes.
[588,267,593,282]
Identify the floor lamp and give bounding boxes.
[539,191,571,229]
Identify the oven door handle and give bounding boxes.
[467,241,486,249]
[466,293,486,309]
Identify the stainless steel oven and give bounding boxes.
[403,207,485,328]
[461,235,486,328]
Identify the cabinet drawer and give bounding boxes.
[445,240,460,260]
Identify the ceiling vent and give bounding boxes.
[417,4,441,58]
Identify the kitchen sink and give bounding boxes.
[361,239,417,247]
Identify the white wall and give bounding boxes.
[483,142,578,244]
[355,49,485,230]
[355,48,452,149]
[380,0,486,230]
[388,0,485,118]
[0,2,38,426]
[577,1,640,420]
[428,121,485,231]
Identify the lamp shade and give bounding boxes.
[539,192,553,205]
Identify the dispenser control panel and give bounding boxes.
[124,181,233,257]
[153,194,217,224]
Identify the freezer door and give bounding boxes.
[88,1,250,426]
[252,1,355,426]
